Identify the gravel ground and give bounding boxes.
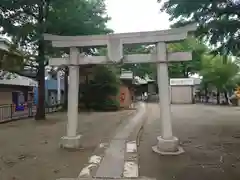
[139,103,240,180]
[0,110,134,180]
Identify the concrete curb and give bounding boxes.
[58,178,155,180]
[124,102,147,178]
[95,102,147,179]
[128,103,147,143]
[77,110,136,179]
[57,103,147,180]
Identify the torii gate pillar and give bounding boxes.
[60,47,81,148]
[44,24,196,153]
[152,43,184,155]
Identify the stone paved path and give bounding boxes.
[77,103,147,179]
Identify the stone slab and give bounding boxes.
[95,139,125,178]
[114,104,146,140]
[60,135,82,149]
[152,145,185,155]
[123,161,138,178]
[58,178,156,180]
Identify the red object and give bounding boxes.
[120,93,125,102]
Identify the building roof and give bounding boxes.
[120,71,133,80]
[0,37,12,45]
[0,37,10,52]
[193,78,201,85]
[0,77,38,87]
[170,78,201,86]
[120,70,155,85]
[0,70,38,87]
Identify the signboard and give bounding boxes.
[170,78,194,86]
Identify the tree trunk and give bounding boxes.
[181,63,189,78]
[35,39,46,120]
[224,90,229,104]
[63,67,69,110]
[204,87,208,103]
[35,1,46,120]
[216,89,220,105]
[182,69,188,78]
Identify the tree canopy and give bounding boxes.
[160,0,240,56]
[120,38,209,79]
[168,38,208,78]
[0,0,111,119]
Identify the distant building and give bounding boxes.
[119,70,156,107]
[0,73,37,106]
[170,78,201,104]
[33,71,64,105]
[0,38,37,106]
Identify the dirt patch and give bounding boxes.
[139,104,240,180]
[0,110,134,180]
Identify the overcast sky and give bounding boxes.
[105,0,170,33]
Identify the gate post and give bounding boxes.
[60,47,81,148]
[152,42,184,155]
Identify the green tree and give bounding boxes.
[200,55,239,104]
[168,38,208,78]
[81,65,120,111]
[120,39,208,79]
[122,45,156,78]
[0,0,111,119]
[160,0,240,56]
[0,48,25,73]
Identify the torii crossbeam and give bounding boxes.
[44,24,196,155]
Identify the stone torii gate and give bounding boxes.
[44,24,196,155]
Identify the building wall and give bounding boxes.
[10,86,31,105]
[45,79,64,90]
[0,91,12,105]
[171,86,193,104]
[34,79,64,104]
[0,86,32,105]
[147,83,157,95]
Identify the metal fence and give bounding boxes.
[0,103,63,123]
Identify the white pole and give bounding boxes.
[66,47,79,137]
[57,71,61,103]
[152,42,183,155]
[156,42,173,139]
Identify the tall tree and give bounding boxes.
[168,38,208,78]
[160,0,240,56]
[0,0,111,119]
[200,55,239,104]
[0,47,25,74]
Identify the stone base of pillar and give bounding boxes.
[152,136,184,155]
[60,135,82,149]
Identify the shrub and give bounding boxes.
[80,65,120,111]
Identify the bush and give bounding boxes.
[80,65,120,111]
[101,98,120,111]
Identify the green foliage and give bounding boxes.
[0,0,111,118]
[0,48,25,72]
[160,0,240,56]
[0,0,111,49]
[122,45,156,77]
[81,65,120,111]
[168,38,208,78]
[97,98,120,111]
[120,39,209,79]
[200,55,239,92]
